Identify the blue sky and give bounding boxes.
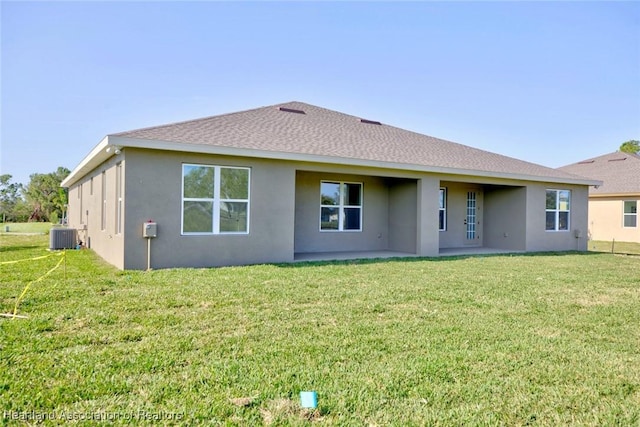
[2,1,639,186]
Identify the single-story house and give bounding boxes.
[61,101,599,270]
[559,151,640,243]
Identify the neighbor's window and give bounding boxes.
[546,189,570,231]
[182,164,250,234]
[320,181,362,231]
[439,188,447,231]
[623,201,637,228]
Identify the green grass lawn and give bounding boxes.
[589,240,640,255]
[0,222,53,234]
[1,235,639,425]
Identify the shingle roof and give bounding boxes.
[559,151,640,195]
[112,101,586,183]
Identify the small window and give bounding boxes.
[116,163,123,234]
[90,177,94,196]
[182,164,250,234]
[78,184,84,224]
[545,189,570,231]
[101,171,107,231]
[439,188,447,231]
[623,201,637,228]
[320,181,362,231]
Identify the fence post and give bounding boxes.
[612,238,615,254]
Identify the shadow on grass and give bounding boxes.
[277,250,604,269]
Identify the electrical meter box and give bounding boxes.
[143,222,157,238]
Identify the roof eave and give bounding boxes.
[590,192,640,198]
[104,136,599,186]
[61,136,116,187]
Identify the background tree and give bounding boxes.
[0,174,23,222]
[619,140,640,154]
[11,199,32,222]
[23,167,70,222]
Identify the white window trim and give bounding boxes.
[78,183,83,224]
[623,200,637,228]
[116,163,123,235]
[101,171,107,231]
[545,189,571,232]
[439,187,447,231]
[181,164,250,235]
[319,181,363,232]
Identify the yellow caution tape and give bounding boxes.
[11,251,66,318]
[0,252,63,265]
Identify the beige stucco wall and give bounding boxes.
[67,157,125,269]
[483,186,527,251]
[388,179,417,253]
[121,149,297,269]
[588,197,640,243]
[416,177,440,257]
[64,148,593,269]
[438,181,485,249]
[294,171,390,253]
[436,179,590,253]
[524,183,589,252]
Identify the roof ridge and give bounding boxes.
[558,150,640,194]
[63,101,601,188]
[561,150,640,167]
[276,103,579,179]
[378,121,581,179]
[284,101,386,124]
[110,101,306,137]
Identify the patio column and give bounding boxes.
[416,177,440,257]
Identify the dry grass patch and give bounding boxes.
[573,287,639,307]
[260,398,322,425]
[229,396,256,407]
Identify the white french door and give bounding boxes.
[464,190,483,245]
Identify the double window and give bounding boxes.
[439,188,447,231]
[182,164,250,234]
[623,201,637,228]
[546,189,570,231]
[320,181,362,231]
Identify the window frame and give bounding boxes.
[545,189,571,232]
[115,162,123,235]
[78,183,84,224]
[181,164,250,235]
[439,187,447,231]
[319,180,363,232]
[623,200,637,228]
[101,171,107,231]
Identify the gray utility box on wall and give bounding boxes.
[143,222,157,238]
[49,228,77,250]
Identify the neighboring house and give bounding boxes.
[559,151,640,243]
[61,101,598,270]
